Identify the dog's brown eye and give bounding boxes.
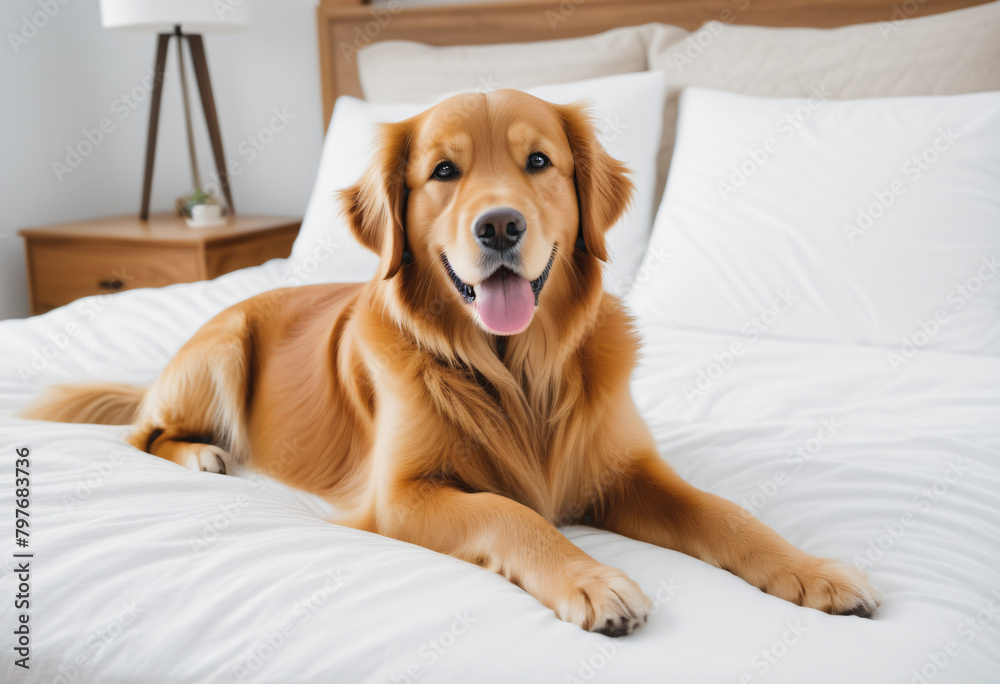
[526,152,550,172]
[432,161,458,180]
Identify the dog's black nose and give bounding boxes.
[474,208,526,251]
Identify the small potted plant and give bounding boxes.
[178,189,225,228]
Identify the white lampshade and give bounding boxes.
[100,0,251,33]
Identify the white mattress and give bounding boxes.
[2,259,999,683]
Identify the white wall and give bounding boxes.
[0,0,325,320]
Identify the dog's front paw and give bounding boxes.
[770,558,880,618]
[182,444,231,475]
[556,565,651,636]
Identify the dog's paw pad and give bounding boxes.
[597,613,644,637]
[557,566,650,636]
[775,559,880,618]
[183,445,230,475]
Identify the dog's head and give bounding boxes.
[342,89,632,337]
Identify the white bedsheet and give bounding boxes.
[1,259,998,683]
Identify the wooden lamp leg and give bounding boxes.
[187,34,235,216]
[140,34,171,221]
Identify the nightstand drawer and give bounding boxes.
[203,226,298,278]
[27,240,200,312]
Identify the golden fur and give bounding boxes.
[24,90,878,635]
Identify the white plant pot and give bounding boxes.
[187,203,225,228]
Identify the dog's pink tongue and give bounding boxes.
[474,269,535,335]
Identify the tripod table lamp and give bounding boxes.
[99,0,252,220]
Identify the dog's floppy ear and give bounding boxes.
[554,103,634,262]
[340,120,411,280]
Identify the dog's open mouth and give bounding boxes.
[442,248,556,335]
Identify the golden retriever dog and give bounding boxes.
[25,90,878,636]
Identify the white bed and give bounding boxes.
[3,4,1000,683]
[2,257,999,683]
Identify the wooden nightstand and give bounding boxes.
[19,213,301,315]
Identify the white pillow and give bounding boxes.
[628,88,1000,360]
[645,1,1000,215]
[357,24,675,104]
[288,71,668,296]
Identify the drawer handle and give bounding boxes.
[99,278,124,291]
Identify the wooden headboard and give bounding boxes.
[317,0,988,127]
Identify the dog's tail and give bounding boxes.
[21,383,145,426]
